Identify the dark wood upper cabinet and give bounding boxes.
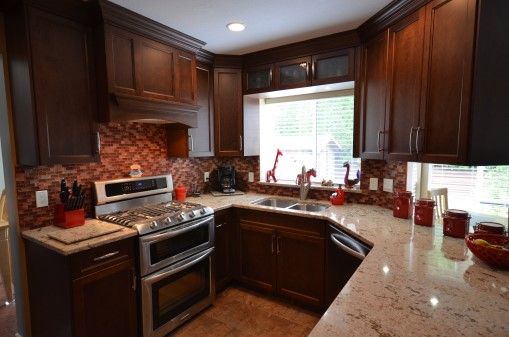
[5,3,100,166]
[312,48,354,85]
[274,56,311,89]
[244,64,274,94]
[359,31,388,160]
[418,0,476,164]
[176,50,197,104]
[385,8,426,161]
[214,68,243,156]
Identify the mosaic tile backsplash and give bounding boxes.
[15,122,407,229]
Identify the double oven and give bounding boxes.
[139,215,215,337]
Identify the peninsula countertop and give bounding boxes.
[191,193,508,337]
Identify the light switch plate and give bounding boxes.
[204,172,210,182]
[248,172,254,183]
[369,178,378,191]
[383,178,394,193]
[36,190,48,208]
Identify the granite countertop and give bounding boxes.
[21,193,509,336]
[22,219,138,255]
[190,193,509,337]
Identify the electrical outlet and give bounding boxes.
[35,190,48,208]
[383,178,394,193]
[204,172,210,182]
[248,172,254,183]
[369,178,378,191]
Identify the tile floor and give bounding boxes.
[173,287,321,337]
[0,278,17,337]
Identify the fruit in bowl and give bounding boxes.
[465,233,509,269]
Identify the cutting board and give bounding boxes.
[48,222,123,245]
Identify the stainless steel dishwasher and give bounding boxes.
[326,225,371,306]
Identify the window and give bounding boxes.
[259,90,360,184]
[408,163,509,222]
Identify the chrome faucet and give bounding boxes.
[299,165,311,200]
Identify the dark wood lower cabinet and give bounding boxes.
[236,209,326,309]
[239,221,277,293]
[215,209,234,293]
[276,230,324,307]
[26,238,137,337]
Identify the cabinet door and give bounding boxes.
[214,68,243,156]
[244,64,273,93]
[215,210,232,293]
[239,221,276,293]
[418,0,476,164]
[275,57,311,89]
[176,50,197,104]
[189,63,214,157]
[276,230,325,308]
[385,8,426,161]
[312,49,354,85]
[137,38,176,101]
[72,260,137,337]
[359,32,388,160]
[105,26,138,96]
[28,7,99,164]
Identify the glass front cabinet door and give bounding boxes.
[244,65,273,93]
[275,57,311,89]
[312,49,354,85]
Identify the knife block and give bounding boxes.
[54,204,85,228]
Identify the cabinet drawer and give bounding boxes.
[71,239,134,279]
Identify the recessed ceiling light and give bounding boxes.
[227,22,246,32]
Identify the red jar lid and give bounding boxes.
[394,191,412,197]
[476,222,505,234]
[416,198,435,206]
[444,209,470,219]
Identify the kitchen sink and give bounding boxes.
[252,198,298,208]
[252,198,330,212]
[288,203,330,212]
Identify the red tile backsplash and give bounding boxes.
[15,122,406,229]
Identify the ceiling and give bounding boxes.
[110,0,392,55]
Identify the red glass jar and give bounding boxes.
[393,191,412,219]
[443,209,470,238]
[414,198,435,227]
[474,222,506,235]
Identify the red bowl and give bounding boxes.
[465,233,509,269]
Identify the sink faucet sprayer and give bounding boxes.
[297,165,315,200]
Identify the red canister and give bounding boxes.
[443,209,470,238]
[414,198,435,227]
[175,185,187,201]
[393,191,412,219]
[474,222,506,235]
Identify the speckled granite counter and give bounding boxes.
[22,219,137,255]
[190,193,509,337]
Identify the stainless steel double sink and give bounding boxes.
[252,198,330,212]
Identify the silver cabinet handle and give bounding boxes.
[377,130,384,152]
[277,236,281,255]
[93,250,119,262]
[269,68,273,85]
[189,134,194,152]
[271,234,275,254]
[415,127,422,156]
[409,127,413,154]
[239,135,243,151]
[96,132,101,154]
[330,234,365,260]
[216,223,224,229]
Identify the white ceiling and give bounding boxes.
[110,0,392,55]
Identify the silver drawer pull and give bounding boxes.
[93,251,120,262]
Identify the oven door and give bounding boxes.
[141,247,214,337]
[139,215,214,276]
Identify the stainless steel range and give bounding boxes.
[94,175,215,337]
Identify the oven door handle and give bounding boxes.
[142,247,214,285]
[141,216,213,244]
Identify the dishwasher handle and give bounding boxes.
[330,233,367,261]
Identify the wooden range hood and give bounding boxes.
[97,0,206,127]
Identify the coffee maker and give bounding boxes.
[218,165,236,193]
